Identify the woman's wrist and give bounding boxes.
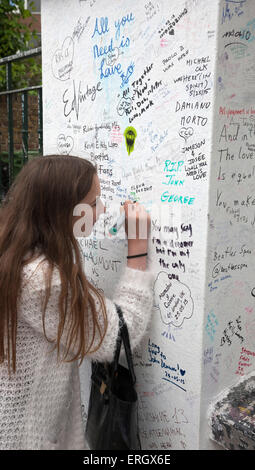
[127,256,147,271]
[127,239,148,257]
[127,252,147,259]
[127,240,148,271]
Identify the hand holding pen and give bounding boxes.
[109,200,151,270]
[109,200,151,240]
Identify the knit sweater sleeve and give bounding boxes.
[86,266,155,362]
[19,259,155,363]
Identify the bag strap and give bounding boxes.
[113,303,136,385]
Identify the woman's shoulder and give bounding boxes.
[21,251,61,288]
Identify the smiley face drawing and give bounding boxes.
[124,126,137,155]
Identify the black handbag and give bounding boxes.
[85,304,141,450]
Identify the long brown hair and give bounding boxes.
[0,155,108,374]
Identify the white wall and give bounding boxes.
[200,0,255,450]
[41,0,255,450]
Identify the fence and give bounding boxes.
[0,47,42,201]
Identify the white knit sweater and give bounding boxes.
[0,252,154,450]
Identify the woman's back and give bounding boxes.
[0,250,154,449]
[0,252,86,450]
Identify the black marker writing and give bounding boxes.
[63,80,103,120]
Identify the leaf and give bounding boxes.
[0,0,40,59]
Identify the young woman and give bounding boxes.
[0,155,154,450]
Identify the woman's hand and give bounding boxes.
[122,200,151,270]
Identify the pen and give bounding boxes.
[109,211,126,235]
[109,200,137,236]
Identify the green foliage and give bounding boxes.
[0,0,41,91]
[0,0,38,58]
[0,57,42,91]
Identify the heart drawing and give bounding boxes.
[57,134,74,155]
[179,127,194,142]
[51,36,74,81]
